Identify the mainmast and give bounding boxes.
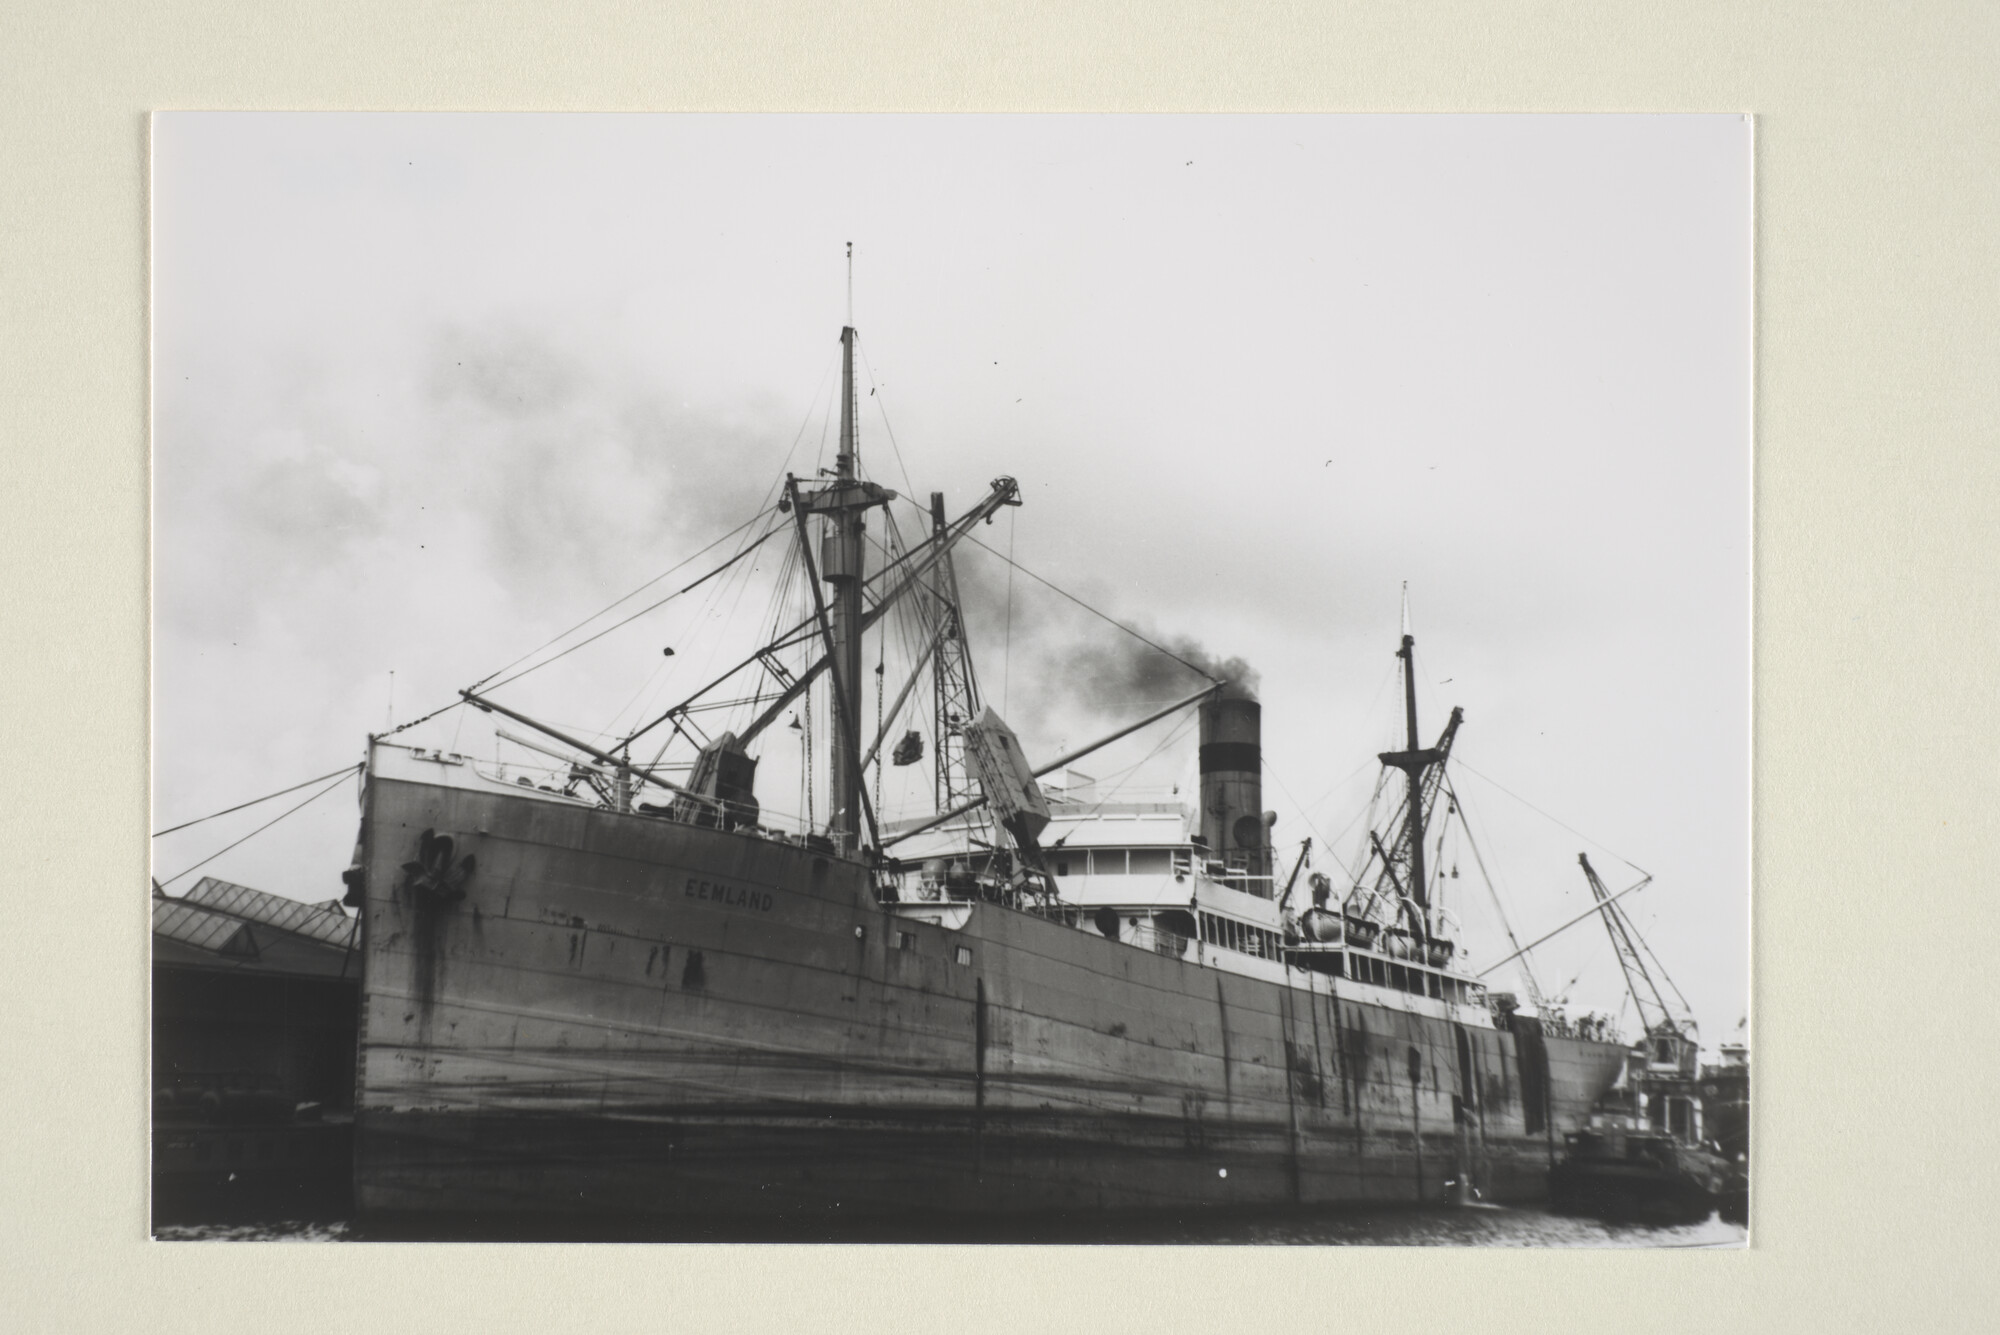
[1377,633,1445,932]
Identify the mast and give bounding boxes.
[782,256,902,852]
[1399,636,1425,909]
[696,473,1015,752]
[827,326,866,846]
[1376,633,1445,931]
[787,323,893,852]
[1387,705,1462,903]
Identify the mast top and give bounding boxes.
[837,325,858,481]
[845,241,853,327]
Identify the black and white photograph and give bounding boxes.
[149,113,1751,1245]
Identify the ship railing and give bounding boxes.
[1126,920,1191,959]
[1207,868,1276,900]
[1024,900,1082,927]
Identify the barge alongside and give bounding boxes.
[344,317,1633,1229]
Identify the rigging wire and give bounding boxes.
[346,353,844,787]
[856,339,919,505]
[1054,711,1199,821]
[684,527,805,765]
[872,510,923,822]
[618,477,996,755]
[468,347,836,737]
[623,357,858,757]
[1301,750,1392,840]
[481,522,784,695]
[1309,772,1382,884]
[155,767,360,890]
[602,513,781,745]
[376,699,463,742]
[812,361,838,477]
[1259,757,1337,875]
[1625,908,1696,1019]
[152,763,364,839]
[963,531,1225,687]
[468,510,773,693]
[604,643,685,747]
[1451,756,1650,878]
[1345,769,1393,912]
[1442,773,1547,1004]
[621,500,782,747]
[874,622,886,816]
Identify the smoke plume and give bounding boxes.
[940,537,1257,752]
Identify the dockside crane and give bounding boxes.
[1578,852,1691,1043]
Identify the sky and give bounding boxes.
[152,114,1750,1043]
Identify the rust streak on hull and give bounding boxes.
[354,771,1628,1221]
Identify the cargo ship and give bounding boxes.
[345,317,1632,1231]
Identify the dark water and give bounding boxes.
[154,1204,1744,1247]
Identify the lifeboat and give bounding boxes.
[1380,928,1419,960]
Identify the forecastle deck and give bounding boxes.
[352,748,1627,1222]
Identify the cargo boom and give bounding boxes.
[348,299,1630,1231]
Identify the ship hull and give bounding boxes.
[352,761,1627,1226]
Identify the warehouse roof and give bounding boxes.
[152,878,357,979]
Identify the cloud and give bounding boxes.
[153,319,812,869]
[150,115,1747,1042]
[419,324,792,606]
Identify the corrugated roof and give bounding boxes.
[152,901,260,958]
[182,877,357,948]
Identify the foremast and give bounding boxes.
[791,325,895,854]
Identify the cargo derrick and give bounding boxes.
[928,491,983,813]
[340,290,1641,1229]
